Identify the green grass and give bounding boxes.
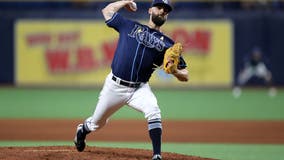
[0,141,284,160]
[0,87,284,160]
[0,88,283,120]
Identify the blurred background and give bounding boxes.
[0,0,284,88]
[0,1,284,160]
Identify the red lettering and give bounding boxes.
[27,33,51,46]
[171,28,191,51]
[58,31,80,44]
[76,46,97,70]
[194,30,211,53]
[171,28,211,54]
[101,40,117,65]
[45,49,69,73]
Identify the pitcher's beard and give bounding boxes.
[151,14,166,26]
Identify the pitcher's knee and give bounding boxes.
[146,111,161,122]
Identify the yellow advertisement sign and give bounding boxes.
[150,20,233,87]
[15,20,116,86]
[15,19,232,87]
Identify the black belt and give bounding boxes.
[112,76,141,88]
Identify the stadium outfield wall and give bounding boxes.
[0,2,284,87]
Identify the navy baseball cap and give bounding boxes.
[152,0,173,12]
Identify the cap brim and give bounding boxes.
[153,3,172,12]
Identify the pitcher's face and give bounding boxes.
[149,6,169,26]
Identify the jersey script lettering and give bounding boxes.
[128,24,165,51]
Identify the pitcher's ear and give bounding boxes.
[148,8,152,14]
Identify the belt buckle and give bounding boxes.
[132,83,140,88]
[128,83,134,88]
[115,77,121,84]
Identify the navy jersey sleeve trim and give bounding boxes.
[105,12,119,25]
[105,12,130,32]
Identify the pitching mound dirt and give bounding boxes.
[0,146,215,160]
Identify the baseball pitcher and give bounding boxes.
[74,0,189,159]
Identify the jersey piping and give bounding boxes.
[130,43,141,82]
